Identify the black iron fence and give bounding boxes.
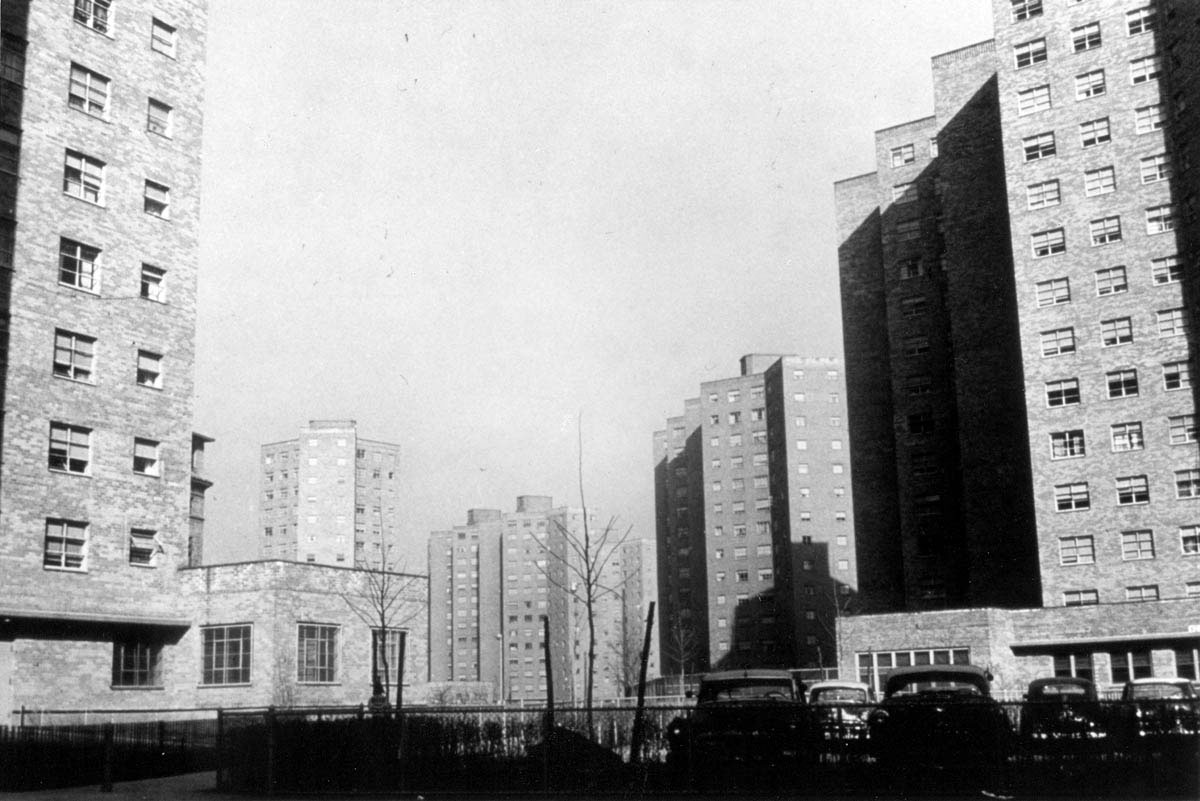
[0,715,218,792]
[217,699,1199,797]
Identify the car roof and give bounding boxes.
[1029,676,1094,689]
[1125,677,1192,685]
[808,680,871,692]
[886,664,990,681]
[702,669,794,682]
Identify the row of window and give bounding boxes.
[54,329,163,387]
[74,1,179,57]
[56,236,168,298]
[1029,205,1179,261]
[43,518,158,570]
[709,408,766,425]
[1047,418,1195,458]
[1043,371,1192,406]
[1025,153,1171,210]
[68,62,174,136]
[1062,581,1194,606]
[1022,105,1166,172]
[63,148,172,217]
[1017,54,1161,119]
[1059,525,1198,565]
[1012,8,1158,71]
[1058,647,1200,684]
[1059,468,1200,507]
[48,422,162,479]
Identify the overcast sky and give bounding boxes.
[194,1,995,569]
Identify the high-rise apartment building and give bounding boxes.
[260,420,401,566]
[835,0,1200,693]
[0,0,211,713]
[654,355,856,674]
[429,497,653,703]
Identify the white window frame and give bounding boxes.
[1017,84,1051,115]
[1074,69,1105,100]
[68,63,110,117]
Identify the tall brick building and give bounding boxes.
[259,420,401,566]
[429,497,653,703]
[835,0,1200,694]
[654,355,856,675]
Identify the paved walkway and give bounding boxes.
[10,772,227,800]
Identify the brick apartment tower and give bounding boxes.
[836,0,1200,685]
[429,497,650,703]
[654,355,857,675]
[259,420,401,566]
[0,0,210,713]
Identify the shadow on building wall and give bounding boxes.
[0,0,27,487]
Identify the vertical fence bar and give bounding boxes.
[100,722,114,792]
[265,706,276,798]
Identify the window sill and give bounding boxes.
[133,472,162,479]
[68,105,112,123]
[52,373,96,386]
[129,562,157,569]
[111,685,164,691]
[74,21,115,39]
[58,282,101,296]
[48,467,90,478]
[136,382,164,391]
[43,565,87,573]
[146,128,173,140]
[63,192,106,209]
[198,683,252,689]
[144,213,172,222]
[296,682,342,687]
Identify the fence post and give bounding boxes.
[18,704,25,729]
[101,722,114,792]
[215,709,225,791]
[265,706,276,798]
[629,601,656,765]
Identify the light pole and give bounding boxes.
[496,632,505,705]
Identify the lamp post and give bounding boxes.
[496,632,505,705]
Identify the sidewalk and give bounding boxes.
[11,772,226,800]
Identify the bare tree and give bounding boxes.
[813,584,858,672]
[342,542,424,710]
[661,616,702,695]
[541,414,634,731]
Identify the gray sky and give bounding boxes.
[194,1,995,569]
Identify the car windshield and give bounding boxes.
[699,680,793,702]
[1128,683,1191,700]
[1036,683,1089,698]
[890,679,983,697]
[811,687,868,704]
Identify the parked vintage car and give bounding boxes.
[868,664,1011,775]
[806,680,874,744]
[666,669,806,782]
[1119,678,1200,739]
[1019,676,1108,744]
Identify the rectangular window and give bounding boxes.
[895,220,920,242]
[49,422,90,474]
[1111,650,1152,682]
[297,624,338,682]
[1072,22,1101,52]
[112,640,161,687]
[890,144,914,167]
[1089,216,1121,245]
[1023,131,1056,161]
[1095,266,1127,295]
[1135,104,1163,133]
[133,437,161,475]
[1125,585,1159,601]
[1054,653,1094,681]
[1014,38,1048,69]
[1079,118,1110,147]
[53,329,95,382]
[1140,153,1171,184]
[1075,69,1105,99]
[1127,6,1157,35]
[1055,484,1090,512]
[902,336,929,357]
[1101,317,1132,347]
[1017,84,1051,115]
[1177,469,1200,499]
[1110,421,1144,452]
[1107,368,1138,398]
[201,625,252,685]
[891,182,917,204]
[1011,0,1042,21]
[898,257,925,279]
[74,0,111,34]
[63,149,104,203]
[151,18,178,57]
[1146,204,1175,234]
[1130,54,1162,84]
[1152,255,1181,285]
[1027,179,1060,209]
[1064,589,1099,606]
[1036,277,1070,307]
[1169,414,1197,445]
[136,350,162,388]
[1045,378,1080,407]
[140,264,165,300]
[1157,308,1186,337]
[1180,526,1200,556]
[68,63,109,116]
[143,180,170,218]
[1116,475,1150,505]
[128,528,157,566]
[146,98,172,136]
[44,518,87,570]
[900,297,927,318]
[1059,535,1094,564]
[1084,166,1116,196]
[1164,360,1192,390]
[1040,327,1075,357]
[1031,228,1065,257]
[1050,429,1085,459]
[0,218,13,271]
